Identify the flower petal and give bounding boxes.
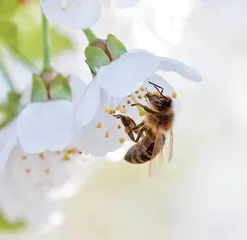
[158,57,203,82]
[98,49,160,97]
[17,100,74,153]
[40,0,101,29]
[69,75,86,101]
[0,121,17,171]
[75,79,101,128]
[112,0,141,8]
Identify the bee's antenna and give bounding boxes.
[148,81,165,96]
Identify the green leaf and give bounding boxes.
[0,92,21,129]
[0,20,18,47]
[49,74,72,101]
[10,4,74,64]
[31,73,49,102]
[106,34,127,60]
[0,0,18,19]
[85,46,110,73]
[0,212,25,232]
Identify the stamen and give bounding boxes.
[108,109,113,115]
[172,92,177,99]
[21,156,27,160]
[25,168,31,174]
[117,124,121,129]
[104,107,109,113]
[119,138,125,144]
[140,87,145,91]
[105,131,109,138]
[127,100,131,104]
[116,105,121,110]
[78,151,83,154]
[120,107,127,114]
[44,168,50,174]
[67,148,78,154]
[63,150,70,161]
[96,122,102,128]
[138,95,142,99]
[135,90,139,94]
[56,151,61,155]
[61,0,67,11]
[39,153,44,160]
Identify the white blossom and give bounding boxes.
[74,49,202,157]
[39,0,142,29]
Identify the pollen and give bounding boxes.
[44,168,50,174]
[116,105,121,110]
[138,95,142,99]
[105,131,109,138]
[144,95,147,98]
[63,150,70,161]
[119,138,125,144]
[135,90,139,94]
[25,168,31,174]
[78,151,83,154]
[104,107,109,113]
[108,109,114,115]
[120,107,127,114]
[117,124,121,129]
[67,148,78,154]
[56,151,61,155]
[21,155,27,160]
[140,87,145,91]
[61,6,67,11]
[127,100,131,104]
[39,153,44,160]
[96,122,102,128]
[172,92,177,99]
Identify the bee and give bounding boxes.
[113,81,174,177]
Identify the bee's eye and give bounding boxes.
[155,101,163,108]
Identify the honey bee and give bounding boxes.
[113,81,174,177]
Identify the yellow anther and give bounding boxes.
[140,87,145,91]
[68,148,78,154]
[44,168,50,174]
[135,90,139,94]
[117,124,121,129]
[96,122,102,128]
[172,92,177,99]
[105,131,109,138]
[39,153,44,160]
[138,95,142,99]
[119,138,125,144]
[108,109,113,115]
[116,105,121,110]
[120,107,127,114]
[21,156,27,160]
[104,107,109,113]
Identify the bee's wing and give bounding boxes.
[149,130,165,178]
[168,129,173,162]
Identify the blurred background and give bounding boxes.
[1,0,247,239]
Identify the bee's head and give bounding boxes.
[146,92,172,112]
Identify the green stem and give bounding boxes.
[42,13,51,71]
[83,29,98,45]
[0,59,17,92]
[130,94,145,116]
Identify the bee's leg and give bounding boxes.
[131,103,154,113]
[132,121,145,133]
[113,114,137,142]
[134,126,147,142]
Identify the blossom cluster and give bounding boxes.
[0,0,203,233]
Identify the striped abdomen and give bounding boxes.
[124,134,165,164]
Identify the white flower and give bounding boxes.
[0,144,99,232]
[0,75,102,231]
[39,0,142,29]
[74,49,202,157]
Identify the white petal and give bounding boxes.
[17,100,74,153]
[40,0,101,29]
[112,0,141,8]
[69,75,86,101]
[75,79,101,128]
[158,57,203,82]
[0,121,17,171]
[144,74,175,96]
[99,49,161,97]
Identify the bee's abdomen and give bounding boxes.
[124,138,154,164]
